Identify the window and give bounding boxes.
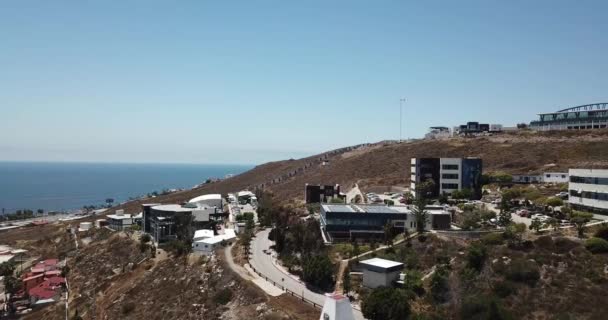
[546,174,551,178]
[570,176,608,185]
[442,173,459,179]
[442,183,459,189]
[562,175,566,178]
[442,164,459,170]
[570,189,608,201]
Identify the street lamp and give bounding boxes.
[399,98,406,142]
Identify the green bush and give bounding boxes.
[461,296,510,320]
[492,280,515,298]
[481,233,504,246]
[362,287,411,320]
[593,225,608,241]
[585,237,608,254]
[466,242,487,271]
[504,260,540,286]
[214,288,233,305]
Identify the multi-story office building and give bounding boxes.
[304,184,343,203]
[530,103,608,131]
[568,169,608,215]
[319,204,451,242]
[410,158,483,199]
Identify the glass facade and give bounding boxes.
[570,176,608,185]
[442,164,459,170]
[442,173,459,179]
[570,190,608,201]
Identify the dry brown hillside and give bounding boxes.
[115,130,608,214]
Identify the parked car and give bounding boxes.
[517,209,530,217]
[555,191,569,199]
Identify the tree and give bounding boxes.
[529,218,542,233]
[479,208,497,222]
[362,287,411,320]
[416,179,436,200]
[466,242,487,271]
[571,211,593,238]
[498,209,512,227]
[342,267,351,295]
[546,197,564,209]
[461,211,481,230]
[0,261,19,301]
[105,198,114,208]
[383,222,395,247]
[548,217,559,232]
[505,223,526,247]
[412,198,428,234]
[302,255,334,291]
[430,264,450,303]
[593,224,608,241]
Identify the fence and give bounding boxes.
[247,256,322,310]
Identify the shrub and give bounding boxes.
[214,288,233,305]
[362,287,411,320]
[585,237,608,254]
[481,233,504,246]
[461,296,510,320]
[121,302,136,315]
[466,242,487,271]
[504,260,540,286]
[593,225,608,241]
[492,280,515,298]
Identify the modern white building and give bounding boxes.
[319,293,355,320]
[425,127,451,140]
[542,172,569,184]
[189,194,223,209]
[193,229,214,242]
[192,229,236,255]
[107,210,134,231]
[359,258,404,288]
[568,169,608,215]
[411,157,483,199]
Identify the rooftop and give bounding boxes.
[189,194,222,203]
[151,204,194,213]
[360,258,404,270]
[193,229,214,239]
[107,214,133,220]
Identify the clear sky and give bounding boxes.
[1,1,607,165]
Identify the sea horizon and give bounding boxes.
[0,161,253,213]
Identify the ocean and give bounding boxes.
[0,162,252,213]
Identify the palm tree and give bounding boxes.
[412,198,429,234]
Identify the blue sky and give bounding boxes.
[1,1,607,165]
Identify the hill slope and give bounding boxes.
[116,130,608,213]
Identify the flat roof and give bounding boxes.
[360,258,404,272]
[194,229,214,239]
[107,214,133,220]
[189,194,222,203]
[152,204,193,213]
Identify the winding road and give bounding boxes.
[249,228,365,320]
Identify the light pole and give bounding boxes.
[399,98,406,142]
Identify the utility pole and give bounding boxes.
[400,98,406,142]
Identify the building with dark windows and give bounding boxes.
[319,204,451,242]
[304,184,344,203]
[453,122,502,135]
[142,197,224,243]
[530,103,608,131]
[411,158,483,199]
[568,169,608,215]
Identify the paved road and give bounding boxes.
[250,228,365,320]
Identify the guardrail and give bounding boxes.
[247,255,322,309]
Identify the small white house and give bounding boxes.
[79,222,92,232]
[359,258,404,288]
[192,229,236,255]
[542,172,569,183]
